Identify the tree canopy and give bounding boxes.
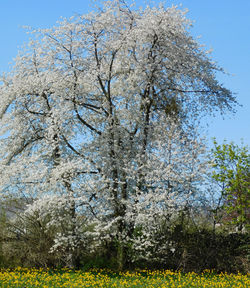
[211,140,249,231]
[0,0,237,269]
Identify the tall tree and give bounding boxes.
[0,0,236,268]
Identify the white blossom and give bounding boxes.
[0,0,235,266]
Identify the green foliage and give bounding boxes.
[211,140,250,230]
[0,210,249,273]
[152,223,249,273]
[0,211,6,267]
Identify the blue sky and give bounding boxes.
[0,0,249,147]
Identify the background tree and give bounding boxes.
[211,140,250,231]
[0,0,237,269]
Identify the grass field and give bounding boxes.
[0,267,249,287]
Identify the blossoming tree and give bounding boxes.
[0,0,236,268]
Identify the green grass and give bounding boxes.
[0,268,249,287]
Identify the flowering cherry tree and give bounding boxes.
[0,0,236,269]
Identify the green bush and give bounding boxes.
[0,207,248,273]
[138,222,249,273]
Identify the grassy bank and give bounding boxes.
[0,268,249,287]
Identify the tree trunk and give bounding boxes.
[117,235,124,271]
